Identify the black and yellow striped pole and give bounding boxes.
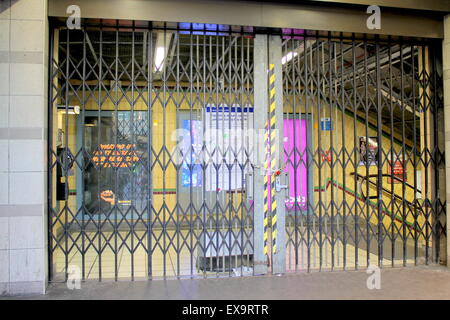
[268,63,278,254]
[263,124,270,257]
[263,64,278,257]
[257,35,285,274]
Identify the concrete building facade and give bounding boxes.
[0,0,48,295]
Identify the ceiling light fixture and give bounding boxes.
[153,32,173,72]
[57,105,80,115]
[282,51,298,64]
[154,46,166,71]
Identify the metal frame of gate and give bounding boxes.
[48,19,446,282]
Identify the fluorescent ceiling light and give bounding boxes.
[153,32,173,72]
[154,46,166,71]
[57,105,80,115]
[282,51,298,64]
[281,40,316,65]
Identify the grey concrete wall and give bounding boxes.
[0,0,48,295]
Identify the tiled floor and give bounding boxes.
[8,265,450,300]
[52,229,418,280]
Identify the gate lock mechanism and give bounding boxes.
[274,170,288,193]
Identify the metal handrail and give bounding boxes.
[350,172,421,194]
[350,172,422,209]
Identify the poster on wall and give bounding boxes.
[358,136,378,166]
[283,118,309,212]
[181,119,203,187]
[387,151,406,184]
[204,104,254,192]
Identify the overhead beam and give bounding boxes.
[48,0,445,38]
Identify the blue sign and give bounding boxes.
[320,117,332,131]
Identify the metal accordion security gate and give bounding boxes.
[281,31,446,271]
[49,22,256,281]
[48,20,446,282]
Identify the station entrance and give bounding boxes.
[48,20,445,282]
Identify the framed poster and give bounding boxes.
[358,136,378,166]
[180,119,203,188]
[204,105,254,192]
[283,118,309,212]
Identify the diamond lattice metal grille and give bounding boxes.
[48,22,445,282]
[281,31,445,272]
[49,24,255,281]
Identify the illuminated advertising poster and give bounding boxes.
[283,119,308,211]
[181,119,203,187]
[92,144,140,168]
